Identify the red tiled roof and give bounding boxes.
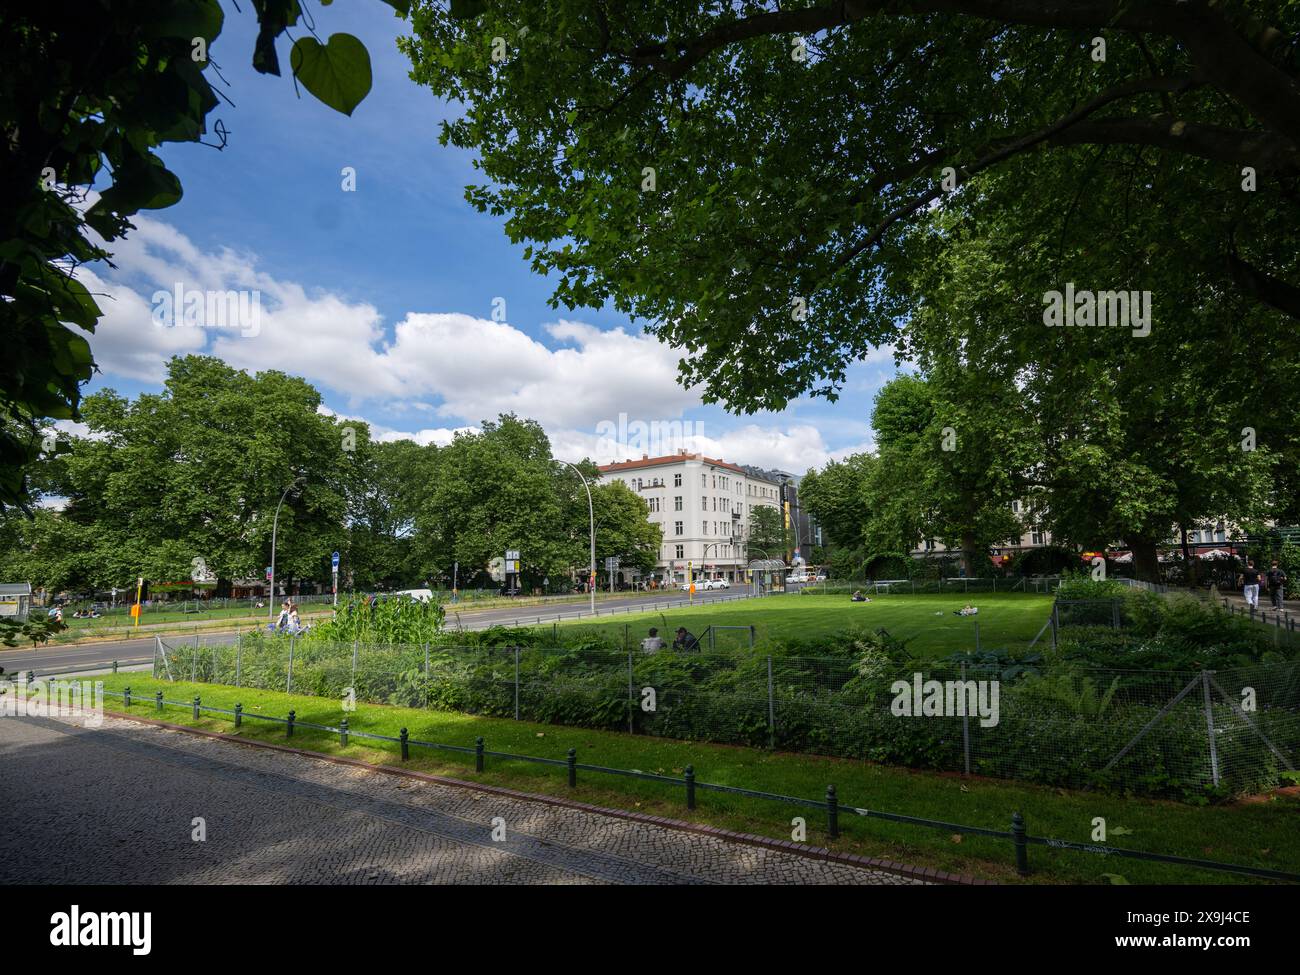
[597,452,771,480]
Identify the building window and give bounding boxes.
[701,473,707,487]
[674,496,683,511]
[674,521,683,536]
[702,521,708,536]
[675,544,684,559]
[701,497,708,511]
[674,473,682,487]
[1031,531,1044,545]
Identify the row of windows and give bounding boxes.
[663,544,739,560]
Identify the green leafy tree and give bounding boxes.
[1,0,400,511]
[747,504,789,561]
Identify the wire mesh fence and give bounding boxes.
[155,634,1299,799]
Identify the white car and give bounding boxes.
[707,578,731,590]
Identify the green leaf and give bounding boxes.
[1100,873,1130,885]
[291,34,373,116]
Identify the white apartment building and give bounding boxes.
[597,451,783,584]
[910,498,1054,565]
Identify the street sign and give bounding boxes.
[605,556,619,571]
[331,551,340,568]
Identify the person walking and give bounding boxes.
[1241,560,1261,610]
[1266,560,1288,612]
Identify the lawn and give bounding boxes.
[554,592,1054,658]
[93,673,1300,884]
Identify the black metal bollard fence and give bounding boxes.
[155,690,163,712]
[192,696,200,720]
[112,660,119,674]
[339,717,349,747]
[1012,811,1029,875]
[234,703,242,728]
[123,687,131,709]
[286,709,295,738]
[685,765,696,810]
[399,727,409,760]
[567,748,577,788]
[475,736,484,772]
[826,785,839,840]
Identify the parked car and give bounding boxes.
[708,578,730,590]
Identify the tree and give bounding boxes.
[799,454,873,550]
[863,373,1031,576]
[1,1,398,511]
[405,1,1300,414]
[747,504,789,561]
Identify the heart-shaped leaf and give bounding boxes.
[291,33,372,116]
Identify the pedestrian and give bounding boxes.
[1266,560,1288,611]
[276,600,292,631]
[640,627,664,653]
[673,627,699,651]
[1241,560,1261,609]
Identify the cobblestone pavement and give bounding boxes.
[0,714,926,885]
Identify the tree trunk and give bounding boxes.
[1127,535,1161,583]
[960,530,978,578]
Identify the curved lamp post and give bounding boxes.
[268,476,305,621]
[558,461,596,615]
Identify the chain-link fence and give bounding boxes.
[155,634,1298,799]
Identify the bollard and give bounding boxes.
[155,690,163,712]
[475,736,484,772]
[234,703,242,728]
[123,687,131,709]
[567,748,577,788]
[684,765,696,810]
[399,727,409,760]
[826,785,839,840]
[286,709,295,738]
[339,717,349,747]
[112,660,119,674]
[192,696,201,720]
[1012,811,1030,876]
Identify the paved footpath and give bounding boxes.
[0,715,923,885]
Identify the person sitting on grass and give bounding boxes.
[673,627,699,651]
[851,590,870,602]
[953,604,979,616]
[641,627,665,653]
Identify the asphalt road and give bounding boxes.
[0,584,763,675]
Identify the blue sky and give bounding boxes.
[77,2,893,472]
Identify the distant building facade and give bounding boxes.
[596,451,783,584]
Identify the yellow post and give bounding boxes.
[688,560,694,604]
[132,576,144,629]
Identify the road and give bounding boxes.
[0,585,765,676]
[0,713,920,885]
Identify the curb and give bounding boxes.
[102,708,991,886]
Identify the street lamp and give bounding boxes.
[558,461,596,615]
[268,476,305,621]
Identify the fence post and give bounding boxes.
[286,636,296,695]
[767,655,776,749]
[514,646,520,721]
[684,765,696,810]
[236,632,242,687]
[1112,597,1121,630]
[475,736,484,772]
[826,785,839,839]
[286,709,295,738]
[123,686,131,709]
[567,748,577,788]
[627,651,635,734]
[190,641,197,683]
[155,690,163,712]
[1202,670,1220,787]
[153,637,160,679]
[1050,602,1059,650]
[399,727,409,760]
[339,717,349,747]
[961,661,972,775]
[1012,812,1029,875]
[192,696,200,720]
[234,702,242,728]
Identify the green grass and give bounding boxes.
[96,673,1299,885]
[555,592,1054,657]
